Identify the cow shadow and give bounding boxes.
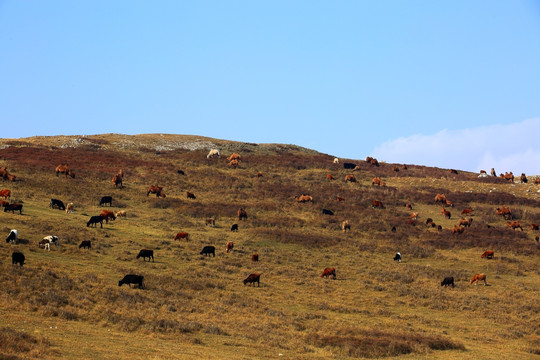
[14,238,30,245]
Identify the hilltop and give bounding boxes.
[0,134,538,360]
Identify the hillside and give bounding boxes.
[0,134,539,360]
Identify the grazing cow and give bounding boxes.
[450,169,458,175]
[6,229,18,244]
[227,159,239,168]
[66,202,74,214]
[137,249,154,262]
[256,171,263,178]
[444,200,454,207]
[200,246,216,257]
[461,208,472,216]
[112,174,123,188]
[39,236,59,251]
[174,232,189,241]
[0,167,16,181]
[441,277,455,288]
[336,196,345,202]
[342,220,350,232]
[12,252,25,267]
[345,174,357,183]
[49,198,65,210]
[481,250,494,259]
[87,215,103,228]
[405,203,413,210]
[186,191,196,199]
[496,206,512,219]
[231,224,239,232]
[55,164,75,178]
[321,268,336,279]
[507,221,523,231]
[343,162,356,169]
[295,195,313,203]
[441,208,451,219]
[177,170,185,175]
[207,149,220,158]
[371,200,385,209]
[434,193,447,204]
[452,225,464,235]
[118,275,144,289]
[426,218,433,225]
[410,212,419,220]
[99,196,113,207]
[326,174,335,181]
[321,209,334,215]
[372,177,384,186]
[333,158,339,164]
[205,218,215,227]
[79,240,92,250]
[369,158,379,167]
[470,273,487,286]
[0,189,10,199]
[115,210,127,218]
[147,185,166,198]
[100,210,116,223]
[352,165,361,172]
[238,208,248,220]
[458,218,473,227]
[531,223,539,231]
[227,153,240,162]
[226,241,234,253]
[243,273,261,286]
[393,252,402,262]
[4,203,23,214]
[252,254,259,262]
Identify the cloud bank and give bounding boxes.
[371,118,540,175]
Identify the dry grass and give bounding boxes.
[0,134,539,359]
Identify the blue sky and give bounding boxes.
[1,1,539,173]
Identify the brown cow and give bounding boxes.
[147,185,166,198]
[227,153,240,162]
[441,208,451,219]
[520,173,528,183]
[461,208,472,216]
[434,193,447,204]
[238,208,248,220]
[326,174,335,181]
[535,178,540,185]
[450,169,458,175]
[410,212,419,220]
[251,254,259,262]
[345,174,357,183]
[458,218,473,227]
[174,232,189,241]
[243,273,261,286]
[99,210,116,223]
[227,159,239,168]
[112,174,123,188]
[481,250,495,259]
[55,164,75,178]
[66,202,75,214]
[507,221,523,231]
[0,189,10,199]
[226,241,234,253]
[372,200,385,209]
[480,170,487,174]
[470,273,487,286]
[372,177,384,186]
[321,268,336,279]
[115,210,127,217]
[452,225,464,234]
[402,164,408,170]
[256,171,263,178]
[186,191,196,199]
[336,196,345,202]
[393,166,400,172]
[342,220,350,232]
[369,158,379,167]
[496,206,512,219]
[405,203,413,210]
[205,218,215,227]
[295,195,313,203]
[0,167,16,181]
[531,223,539,231]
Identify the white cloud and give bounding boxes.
[371,118,540,175]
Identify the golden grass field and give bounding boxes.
[0,134,539,359]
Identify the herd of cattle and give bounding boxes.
[2,152,538,291]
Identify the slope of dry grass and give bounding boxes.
[0,134,539,359]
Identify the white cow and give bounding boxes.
[6,229,18,244]
[333,158,339,164]
[207,149,220,158]
[39,236,59,251]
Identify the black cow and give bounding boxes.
[6,229,17,244]
[12,252,25,266]
[231,224,239,232]
[177,170,185,175]
[441,277,455,288]
[79,240,92,249]
[99,196,113,207]
[343,163,356,169]
[87,216,103,228]
[4,203,23,214]
[118,274,144,289]
[391,226,397,232]
[321,209,334,216]
[137,249,154,262]
[49,198,65,210]
[200,246,215,257]
[393,252,402,262]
